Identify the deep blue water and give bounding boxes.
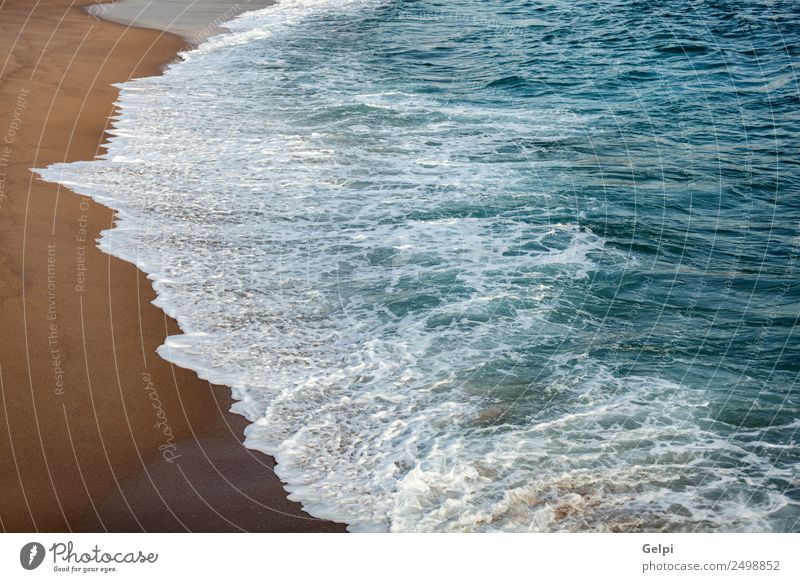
[43,0,800,530]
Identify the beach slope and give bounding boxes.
[0,0,343,532]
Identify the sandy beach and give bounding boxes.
[0,0,343,532]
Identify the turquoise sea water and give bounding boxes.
[42,0,799,531]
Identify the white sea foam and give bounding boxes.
[37,0,798,531]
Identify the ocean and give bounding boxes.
[40,0,799,531]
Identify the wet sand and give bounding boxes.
[88,0,275,43]
[0,0,344,532]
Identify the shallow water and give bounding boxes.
[41,0,800,531]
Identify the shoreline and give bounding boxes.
[0,0,344,532]
[86,0,276,43]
